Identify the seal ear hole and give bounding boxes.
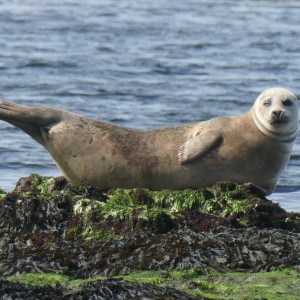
[282,99,293,107]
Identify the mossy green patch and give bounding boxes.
[191,268,300,300]
[4,268,300,299]
[7,174,300,239]
[6,273,71,286]
[31,174,56,194]
[0,187,6,199]
[122,269,300,300]
[120,270,163,286]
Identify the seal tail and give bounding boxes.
[0,100,63,145]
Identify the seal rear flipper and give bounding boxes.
[0,100,63,125]
[178,132,223,164]
[0,100,63,145]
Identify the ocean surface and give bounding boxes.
[0,0,300,211]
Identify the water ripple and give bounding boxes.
[0,0,299,211]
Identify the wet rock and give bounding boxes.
[0,279,60,299]
[1,225,299,277]
[0,278,201,299]
[0,174,299,297]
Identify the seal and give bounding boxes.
[0,87,298,195]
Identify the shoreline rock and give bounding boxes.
[0,174,299,299]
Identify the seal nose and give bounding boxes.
[272,110,283,118]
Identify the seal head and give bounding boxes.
[252,87,299,142]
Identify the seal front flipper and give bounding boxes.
[178,131,223,164]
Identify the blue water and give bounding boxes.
[0,0,300,211]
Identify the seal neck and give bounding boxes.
[251,108,298,143]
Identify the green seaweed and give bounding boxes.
[6,273,71,286]
[6,174,300,239]
[190,268,300,300]
[0,188,6,200]
[73,183,241,225]
[4,268,300,300]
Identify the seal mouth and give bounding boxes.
[270,118,289,125]
[270,111,289,126]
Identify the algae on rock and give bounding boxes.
[0,174,300,299]
[3,268,300,300]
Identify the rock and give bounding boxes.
[0,174,300,297]
[0,279,201,299]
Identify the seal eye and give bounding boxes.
[282,99,293,107]
[263,100,271,107]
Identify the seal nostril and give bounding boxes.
[272,110,282,117]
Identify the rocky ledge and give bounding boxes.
[0,174,299,299]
